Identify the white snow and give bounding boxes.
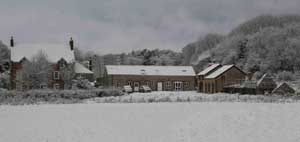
[197,63,221,75]
[106,65,196,76]
[74,62,93,74]
[1,103,300,142]
[205,65,234,79]
[10,43,75,63]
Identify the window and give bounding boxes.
[40,84,47,89]
[144,81,151,86]
[53,84,60,89]
[184,82,190,88]
[59,62,65,69]
[53,71,60,80]
[116,82,121,88]
[127,80,133,87]
[165,81,172,90]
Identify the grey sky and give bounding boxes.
[0,0,299,54]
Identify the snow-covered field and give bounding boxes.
[1,103,300,142]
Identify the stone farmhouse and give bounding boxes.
[104,65,196,91]
[9,37,94,90]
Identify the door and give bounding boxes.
[157,82,163,91]
[134,82,139,92]
[174,81,183,91]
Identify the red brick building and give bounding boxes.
[105,65,196,91]
[9,37,93,90]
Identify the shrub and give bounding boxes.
[0,89,123,105]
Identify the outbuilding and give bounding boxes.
[104,65,196,91]
[198,64,247,93]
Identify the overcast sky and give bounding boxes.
[0,0,299,54]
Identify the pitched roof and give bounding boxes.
[10,43,75,63]
[105,65,196,76]
[197,63,221,76]
[272,82,295,94]
[205,65,235,79]
[74,62,93,74]
[256,74,276,87]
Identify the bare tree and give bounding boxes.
[22,51,52,89]
[60,63,75,89]
[0,41,10,72]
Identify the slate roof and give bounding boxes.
[205,65,235,79]
[10,43,75,63]
[105,65,196,76]
[197,63,221,76]
[74,62,93,74]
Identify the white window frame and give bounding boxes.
[53,71,60,80]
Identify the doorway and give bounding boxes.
[174,81,183,91]
[157,82,163,91]
[133,82,139,92]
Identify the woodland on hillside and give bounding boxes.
[182,15,300,80]
[1,14,300,89]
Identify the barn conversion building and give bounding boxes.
[197,64,247,93]
[104,65,196,91]
[9,37,94,90]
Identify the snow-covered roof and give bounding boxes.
[74,62,93,74]
[256,74,275,87]
[205,65,235,79]
[10,43,75,63]
[106,65,196,76]
[198,63,221,76]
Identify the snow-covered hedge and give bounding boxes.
[0,89,123,105]
[93,91,300,104]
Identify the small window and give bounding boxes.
[184,82,189,88]
[59,62,65,69]
[116,82,121,88]
[53,71,60,80]
[165,81,172,90]
[127,80,133,87]
[40,84,47,89]
[53,84,60,89]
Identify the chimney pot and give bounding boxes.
[69,37,74,51]
[10,36,14,47]
[88,57,92,71]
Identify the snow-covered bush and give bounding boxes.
[0,72,10,89]
[72,78,94,89]
[93,91,300,104]
[0,89,123,105]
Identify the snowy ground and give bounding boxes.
[1,103,300,142]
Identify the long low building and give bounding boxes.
[104,65,196,91]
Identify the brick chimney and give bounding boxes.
[69,37,74,51]
[10,36,14,47]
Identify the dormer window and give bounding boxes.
[58,59,66,69]
[59,62,65,69]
